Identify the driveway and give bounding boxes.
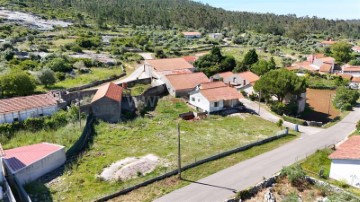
[154,104,360,202]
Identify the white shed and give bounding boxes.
[3,143,66,185]
[329,136,360,188]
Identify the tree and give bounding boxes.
[349,59,360,66]
[250,59,276,76]
[154,48,166,58]
[243,49,258,66]
[333,87,359,111]
[233,61,248,73]
[254,69,307,102]
[37,68,56,87]
[331,42,352,63]
[0,70,36,97]
[46,58,72,72]
[3,48,14,61]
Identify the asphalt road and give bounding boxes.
[154,105,360,202]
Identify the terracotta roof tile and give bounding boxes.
[238,71,260,84]
[352,77,360,83]
[329,136,360,160]
[183,56,197,63]
[182,32,201,36]
[165,72,209,91]
[158,69,193,76]
[343,66,360,72]
[200,86,243,102]
[216,71,234,79]
[200,81,226,90]
[92,82,123,103]
[290,61,317,71]
[4,143,64,173]
[319,64,332,73]
[320,40,336,45]
[0,93,58,114]
[352,46,360,51]
[318,57,335,63]
[147,58,194,71]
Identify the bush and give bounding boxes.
[276,119,284,127]
[24,118,45,132]
[281,165,306,186]
[271,102,287,115]
[282,116,306,125]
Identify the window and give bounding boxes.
[13,118,19,122]
[198,99,200,102]
[214,102,219,107]
[39,113,44,117]
[233,77,237,83]
[191,97,195,102]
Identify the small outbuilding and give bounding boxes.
[329,136,360,188]
[3,142,66,185]
[91,82,123,123]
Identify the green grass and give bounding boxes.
[301,149,360,197]
[27,96,291,201]
[37,67,122,91]
[1,121,84,150]
[130,83,151,96]
[222,47,284,67]
[52,38,77,47]
[307,76,337,89]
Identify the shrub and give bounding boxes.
[24,118,45,132]
[281,165,306,186]
[276,119,284,127]
[271,102,286,115]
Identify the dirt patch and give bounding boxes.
[99,154,159,181]
[301,88,340,123]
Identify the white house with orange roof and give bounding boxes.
[189,81,243,113]
[3,142,66,185]
[342,64,360,77]
[212,71,260,95]
[162,72,209,97]
[329,136,360,188]
[311,56,336,73]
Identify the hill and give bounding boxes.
[4,0,360,40]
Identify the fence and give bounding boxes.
[66,114,96,158]
[94,128,289,201]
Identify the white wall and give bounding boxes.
[189,92,210,112]
[329,159,360,188]
[222,75,246,86]
[209,100,224,112]
[343,71,360,77]
[0,105,59,124]
[6,147,66,185]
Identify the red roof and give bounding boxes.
[319,64,332,73]
[158,69,193,76]
[183,56,197,63]
[4,143,64,173]
[320,40,336,45]
[165,72,209,91]
[329,136,360,160]
[318,57,335,64]
[146,58,194,72]
[182,32,201,36]
[352,46,360,52]
[200,81,226,90]
[92,82,123,103]
[216,71,233,79]
[343,66,360,72]
[290,61,317,71]
[238,71,260,84]
[200,86,243,102]
[0,93,58,114]
[352,77,360,83]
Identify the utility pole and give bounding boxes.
[258,90,261,114]
[177,123,182,180]
[78,92,82,129]
[327,93,331,115]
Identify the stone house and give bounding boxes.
[329,136,360,188]
[189,81,243,113]
[0,92,64,124]
[311,57,335,73]
[91,82,123,122]
[182,31,202,39]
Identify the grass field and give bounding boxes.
[27,96,289,201]
[1,121,84,150]
[222,47,284,67]
[130,83,151,96]
[37,67,122,91]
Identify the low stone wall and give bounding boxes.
[66,73,126,92]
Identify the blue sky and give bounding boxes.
[197,0,360,20]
